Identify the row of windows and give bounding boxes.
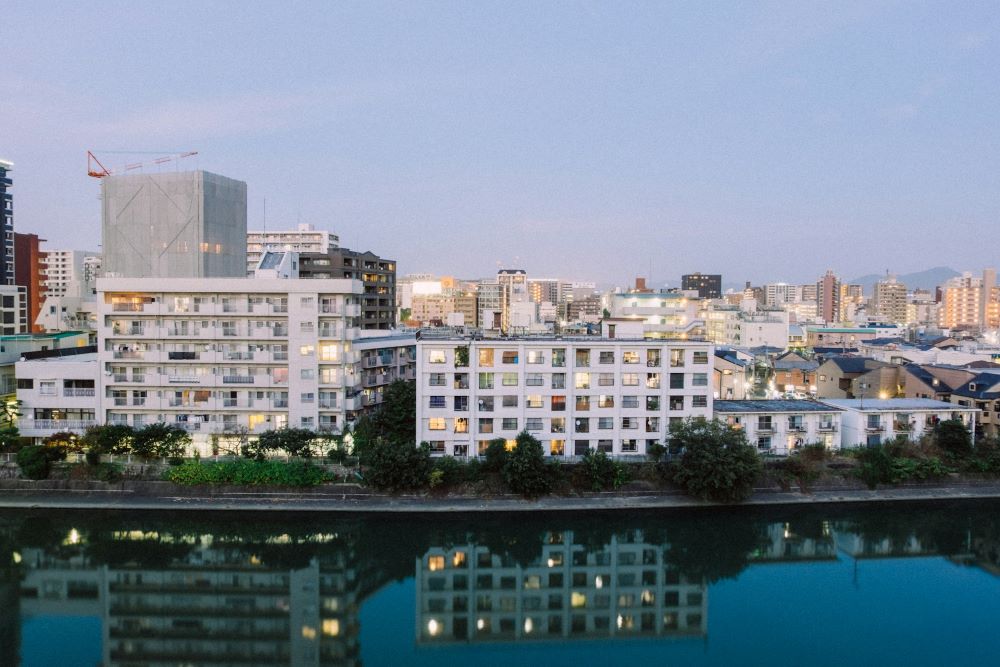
[428,372,708,389]
[425,438,681,457]
[428,348,709,368]
[428,416,669,434]
[422,611,702,637]
[428,395,708,411]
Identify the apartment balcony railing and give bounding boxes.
[787,424,807,433]
[176,422,202,432]
[319,400,337,409]
[167,351,199,360]
[112,327,145,335]
[320,304,340,314]
[223,376,255,384]
[112,351,145,360]
[893,422,913,431]
[756,426,774,434]
[273,400,289,408]
[167,375,200,383]
[818,424,837,432]
[63,388,96,397]
[866,424,884,432]
[111,303,144,312]
[25,419,96,430]
[167,328,201,336]
[224,352,254,361]
[111,374,146,383]
[273,351,289,361]
[272,327,289,337]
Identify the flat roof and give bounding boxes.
[715,400,842,413]
[0,331,86,341]
[819,398,972,411]
[18,352,98,363]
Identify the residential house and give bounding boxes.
[818,398,978,448]
[714,399,842,454]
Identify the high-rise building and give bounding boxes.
[41,249,99,298]
[101,171,247,278]
[528,278,560,305]
[871,276,908,324]
[682,273,722,299]
[298,249,396,329]
[498,269,529,333]
[939,270,1000,331]
[13,233,46,332]
[477,280,503,330]
[246,223,339,274]
[0,160,14,285]
[816,270,841,324]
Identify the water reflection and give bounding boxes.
[2,503,1000,665]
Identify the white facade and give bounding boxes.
[818,398,979,448]
[714,400,843,455]
[416,337,714,458]
[609,292,703,338]
[247,224,339,274]
[43,249,99,298]
[15,353,98,438]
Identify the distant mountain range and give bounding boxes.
[848,266,960,292]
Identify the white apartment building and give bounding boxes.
[714,399,843,454]
[246,223,340,274]
[97,277,363,452]
[608,292,703,338]
[817,398,978,448]
[416,336,714,458]
[15,352,98,439]
[43,249,99,298]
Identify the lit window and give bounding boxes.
[428,418,446,431]
[429,350,446,364]
[299,345,314,356]
[428,555,445,571]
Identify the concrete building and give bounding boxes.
[298,249,396,330]
[771,351,819,396]
[806,324,904,348]
[0,284,27,335]
[42,249,99,298]
[816,270,840,324]
[0,160,13,285]
[3,330,90,398]
[608,290,703,339]
[681,273,722,299]
[871,276,908,324]
[101,171,247,278]
[714,399,843,454]
[713,348,751,400]
[246,223,339,273]
[939,270,999,331]
[13,232,46,332]
[498,269,530,334]
[410,294,455,326]
[477,280,503,331]
[15,350,98,439]
[416,335,714,458]
[818,398,978,448]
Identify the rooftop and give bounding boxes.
[715,399,841,414]
[818,398,971,411]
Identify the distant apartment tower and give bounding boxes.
[14,233,46,332]
[939,270,999,331]
[528,278,561,305]
[246,223,339,274]
[477,280,503,330]
[101,171,247,278]
[682,273,722,299]
[498,269,529,333]
[0,160,14,285]
[42,249,99,298]
[871,276,908,324]
[298,249,396,329]
[816,270,841,324]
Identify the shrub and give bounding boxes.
[164,460,331,486]
[364,441,433,492]
[503,432,551,498]
[482,438,508,473]
[131,423,191,460]
[257,428,317,458]
[84,448,102,466]
[94,462,123,483]
[81,424,135,455]
[934,419,973,458]
[432,456,465,489]
[581,450,630,491]
[16,445,66,480]
[667,418,763,502]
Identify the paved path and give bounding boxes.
[2,484,1000,512]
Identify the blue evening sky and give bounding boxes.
[2,1,998,284]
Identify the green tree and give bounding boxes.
[375,380,416,445]
[365,440,432,492]
[131,423,191,460]
[667,417,763,502]
[81,424,135,455]
[257,428,317,458]
[581,450,630,491]
[483,438,509,473]
[503,431,551,498]
[17,445,66,480]
[43,431,83,453]
[0,399,22,452]
[934,419,973,458]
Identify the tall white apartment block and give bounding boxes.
[98,277,363,451]
[247,224,339,274]
[416,336,714,458]
[43,249,99,298]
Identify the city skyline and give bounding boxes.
[3,1,999,283]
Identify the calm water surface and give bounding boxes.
[3,501,1000,666]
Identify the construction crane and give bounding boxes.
[87,150,199,178]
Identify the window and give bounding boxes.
[645,417,660,432]
[597,439,613,453]
[623,351,639,364]
[479,349,494,367]
[479,418,494,433]
[429,350,446,364]
[575,417,590,433]
[429,396,446,408]
[455,418,469,433]
[621,373,639,387]
[429,373,446,386]
[551,396,566,411]
[300,369,315,380]
[550,439,565,456]
[669,395,684,410]
[692,395,708,408]
[693,351,708,365]
[300,392,315,403]
[598,417,614,429]
[299,345,315,356]
[646,396,660,410]
[300,321,314,333]
[526,373,544,386]
[551,373,566,389]
[479,373,495,389]
[599,351,615,364]
[621,439,638,453]
[526,395,544,408]
[646,373,660,389]
[428,418,446,431]
[622,417,638,430]
[300,296,315,307]
[758,416,773,431]
[429,441,446,454]
[527,350,545,364]
[479,396,494,411]
[551,417,566,433]
[552,349,566,367]
[670,349,685,367]
[502,395,518,408]
[575,372,590,389]
[867,414,881,429]
[502,372,519,386]
[575,349,590,367]
[646,349,661,367]
[16,379,32,389]
[454,373,469,389]
[39,381,57,396]
[692,373,708,387]
[622,396,639,409]
[598,373,614,386]
[598,395,615,408]
[757,436,772,451]
[670,373,684,389]
[502,351,519,364]
[574,440,590,455]
[502,417,518,431]
[526,418,543,431]
[576,395,590,410]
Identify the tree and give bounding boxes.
[131,423,191,460]
[934,419,973,458]
[81,424,135,455]
[667,417,763,502]
[17,445,66,480]
[257,428,317,458]
[581,450,629,491]
[0,399,22,452]
[483,438,509,473]
[374,380,416,445]
[503,431,551,498]
[365,440,432,492]
[43,431,83,453]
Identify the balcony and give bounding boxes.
[865,423,884,432]
[168,351,199,361]
[176,422,202,431]
[24,419,96,431]
[893,422,913,432]
[787,424,807,433]
[113,351,145,360]
[223,375,255,384]
[112,326,145,336]
[111,303,145,312]
[224,352,254,361]
[818,424,837,432]
[63,388,96,397]
[167,375,199,384]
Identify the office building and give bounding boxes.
[101,171,247,278]
[681,273,722,299]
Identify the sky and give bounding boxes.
[1,1,998,286]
